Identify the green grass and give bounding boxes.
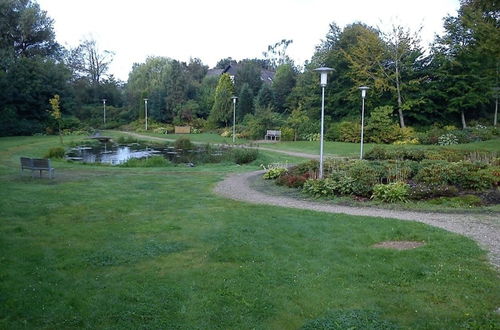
[0,136,499,329]
[260,138,500,157]
[106,130,250,145]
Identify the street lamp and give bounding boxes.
[314,67,334,179]
[358,86,370,159]
[492,87,499,127]
[144,98,148,130]
[102,99,106,126]
[231,96,238,143]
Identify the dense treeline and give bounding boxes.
[0,0,498,138]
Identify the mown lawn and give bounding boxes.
[260,138,500,157]
[0,136,499,329]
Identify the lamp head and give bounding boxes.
[314,67,334,87]
[359,86,370,99]
[231,96,238,104]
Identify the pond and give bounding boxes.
[65,142,227,165]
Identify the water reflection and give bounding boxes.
[67,144,159,165]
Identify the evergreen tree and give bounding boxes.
[209,74,234,127]
[272,63,297,113]
[237,83,254,120]
[256,84,275,109]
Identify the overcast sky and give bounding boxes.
[37,0,460,81]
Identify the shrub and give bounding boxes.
[276,173,309,188]
[371,182,410,203]
[364,146,388,160]
[338,121,361,143]
[229,148,258,164]
[346,160,378,197]
[44,147,65,159]
[423,149,464,162]
[408,183,459,200]
[289,160,319,177]
[417,126,445,145]
[365,106,400,143]
[438,133,458,145]
[302,179,330,197]
[120,156,171,167]
[263,167,288,179]
[279,127,295,141]
[174,137,193,150]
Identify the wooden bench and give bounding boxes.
[20,157,55,179]
[265,130,281,141]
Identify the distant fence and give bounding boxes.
[174,126,191,134]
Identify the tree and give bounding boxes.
[0,0,59,60]
[286,107,310,141]
[272,63,297,113]
[67,37,114,85]
[209,74,234,126]
[235,61,262,96]
[256,84,275,109]
[237,83,254,120]
[49,94,63,144]
[262,39,294,69]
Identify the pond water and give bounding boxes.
[66,142,226,165]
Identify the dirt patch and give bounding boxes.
[372,241,425,250]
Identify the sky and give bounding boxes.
[37,0,460,81]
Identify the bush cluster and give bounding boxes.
[44,146,66,159]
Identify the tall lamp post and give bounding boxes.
[493,87,499,127]
[358,86,370,159]
[231,96,238,143]
[102,99,107,126]
[314,67,333,179]
[144,98,148,130]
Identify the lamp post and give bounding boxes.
[231,96,238,143]
[102,99,106,126]
[144,98,148,130]
[314,67,333,179]
[358,86,370,159]
[493,87,499,127]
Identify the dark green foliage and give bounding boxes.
[237,83,254,119]
[346,160,379,197]
[209,74,234,126]
[229,148,258,164]
[272,64,296,112]
[427,195,483,208]
[235,61,263,96]
[365,106,401,143]
[255,84,275,109]
[301,310,399,330]
[174,137,193,150]
[44,147,65,159]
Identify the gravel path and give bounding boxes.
[214,170,500,270]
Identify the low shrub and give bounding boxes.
[338,121,361,143]
[289,160,319,177]
[174,137,193,150]
[229,148,258,164]
[346,160,378,197]
[408,183,459,200]
[120,156,171,167]
[44,147,65,159]
[371,182,410,203]
[276,173,309,188]
[438,133,459,145]
[263,167,288,180]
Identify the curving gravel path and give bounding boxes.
[214,170,500,270]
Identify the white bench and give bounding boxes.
[265,130,281,141]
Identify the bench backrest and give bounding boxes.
[266,130,281,136]
[32,158,51,169]
[20,157,33,168]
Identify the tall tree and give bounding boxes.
[262,39,294,69]
[209,73,234,126]
[272,63,297,113]
[237,83,254,120]
[67,37,114,85]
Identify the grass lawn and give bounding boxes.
[106,131,250,145]
[259,138,500,157]
[0,136,499,329]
